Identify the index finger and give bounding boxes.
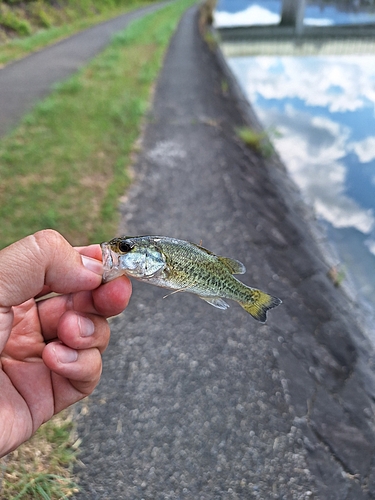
[36,244,103,299]
[75,244,102,261]
[0,231,103,308]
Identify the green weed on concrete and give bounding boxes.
[236,125,279,158]
[0,0,197,249]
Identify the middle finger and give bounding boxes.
[37,277,131,341]
[56,311,110,354]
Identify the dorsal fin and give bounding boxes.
[192,241,246,275]
[193,242,215,255]
[217,256,246,275]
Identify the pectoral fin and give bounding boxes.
[199,296,230,310]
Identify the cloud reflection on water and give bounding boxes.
[244,56,375,113]
[228,53,375,315]
[265,105,374,234]
[366,238,375,257]
[214,0,375,27]
[214,5,280,27]
[351,136,375,164]
[228,55,375,237]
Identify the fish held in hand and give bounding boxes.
[101,235,281,323]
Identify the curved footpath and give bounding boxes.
[74,6,375,500]
[0,2,166,137]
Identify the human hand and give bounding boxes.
[0,230,132,457]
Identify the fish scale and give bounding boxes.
[158,242,251,299]
[101,235,281,323]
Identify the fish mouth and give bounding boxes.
[101,242,119,283]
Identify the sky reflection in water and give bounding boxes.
[227,55,375,314]
[214,0,281,26]
[214,0,375,27]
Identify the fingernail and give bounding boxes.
[78,315,95,337]
[55,344,78,363]
[81,255,103,276]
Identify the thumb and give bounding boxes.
[0,230,103,309]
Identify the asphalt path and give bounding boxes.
[0,2,166,137]
[73,6,375,500]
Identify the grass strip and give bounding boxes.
[0,412,79,499]
[0,1,196,497]
[0,0,197,250]
[0,0,154,67]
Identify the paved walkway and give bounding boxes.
[70,6,375,500]
[0,2,166,137]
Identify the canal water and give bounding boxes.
[215,1,375,334]
[214,0,375,26]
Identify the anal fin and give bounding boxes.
[199,296,230,310]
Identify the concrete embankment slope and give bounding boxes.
[72,7,375,500]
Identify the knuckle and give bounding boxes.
[33,229,66,252]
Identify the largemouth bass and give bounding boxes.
[101,235,281,323]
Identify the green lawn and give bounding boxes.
[0,0,198,249]
[0,0,198,497]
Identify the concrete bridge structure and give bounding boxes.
[218,24,375,56]
[217,0,375,56]
[219,30,375,57]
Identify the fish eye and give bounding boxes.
[118,241,133,253]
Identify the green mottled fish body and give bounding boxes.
[101,235,281,323]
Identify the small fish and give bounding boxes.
[101,235,281,323]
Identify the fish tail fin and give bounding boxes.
[239,289,281,323]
